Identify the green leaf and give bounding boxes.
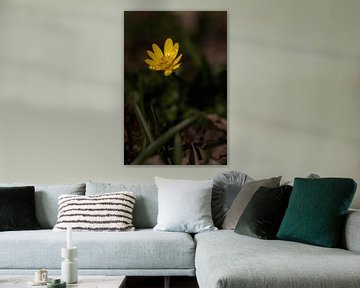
[131,115,199,165]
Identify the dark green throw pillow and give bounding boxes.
[0,186,41,231]
[234,185,292,239]
[277,178,357,247]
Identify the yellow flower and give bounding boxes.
[145,38,183,76]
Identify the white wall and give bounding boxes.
[0,0,359,207]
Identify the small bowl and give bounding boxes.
[47,279,66,288]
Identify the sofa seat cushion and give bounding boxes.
[195,230,360,288]
[86,182,158,229]
[0,229,195,270]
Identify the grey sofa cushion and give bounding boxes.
[195,230,360,288]
[0,183,85,228]
[86,181,158,229]
[0,229,195,271]
[342,209,360,253]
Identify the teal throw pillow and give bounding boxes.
[277,177,357,247]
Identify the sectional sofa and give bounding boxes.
[0,180,360,288]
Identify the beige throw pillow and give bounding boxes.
[222,176,281,230]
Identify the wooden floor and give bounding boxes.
[126,276,199,288]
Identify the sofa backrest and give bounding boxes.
[0,183,86,229]
[86,181,158,229]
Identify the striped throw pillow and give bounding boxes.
[53,192,136,231]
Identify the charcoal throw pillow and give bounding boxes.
[0,186,41,231]
[154,177,217,233]
[212,171,249,228]
[235,185,293,239]
[277,178,357,247]
[222,176,281,229]
[53,192,136,231]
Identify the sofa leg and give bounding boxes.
[164,276,170,288]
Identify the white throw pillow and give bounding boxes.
[53,192,135,231]
[153,177,217,233]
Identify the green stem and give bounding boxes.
[173,133,182,165]
[131,115,199,165]
[150,105,161,137]
[134,102,154,144]
[191,143,199,165]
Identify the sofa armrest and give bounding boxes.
[342,209,360,253]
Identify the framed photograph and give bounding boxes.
[124,11,227,165]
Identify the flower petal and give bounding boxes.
[164,69,173,76]
[152,43,163,58]
[147,50,157,60]
[164,38,173,57]
[172,63,181,70]
[173,54,182,65]
[170,43,179,59]
[145,59,156,66]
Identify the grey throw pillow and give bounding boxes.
[153,177,217,233]
[211,171,250,228]
[222,176,281,230]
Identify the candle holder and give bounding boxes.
[61,247,78,284]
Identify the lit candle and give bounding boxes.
[67,225,72,249]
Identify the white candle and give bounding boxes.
[67,225,72,249]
